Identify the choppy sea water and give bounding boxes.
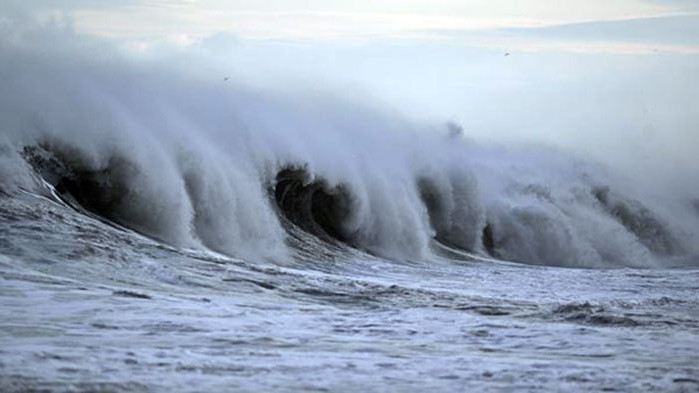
[2,193,699,393]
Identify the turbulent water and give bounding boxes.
[2,44,699,392]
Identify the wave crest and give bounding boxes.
[2,45,698,268]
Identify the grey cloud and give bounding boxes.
[1,0,139,21]
[642,0,699,10]
[424,14,699,48]
[503,14,699,46]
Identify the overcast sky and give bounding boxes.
[1,0,698,178]
[2,0,698,49]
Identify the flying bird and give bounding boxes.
[223,77,230,81]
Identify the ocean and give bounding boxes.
[1,44,699,392]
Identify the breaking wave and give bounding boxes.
[1,44,698,269]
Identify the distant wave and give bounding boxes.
[1,45,698,268]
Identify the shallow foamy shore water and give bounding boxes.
[1,195,698,393]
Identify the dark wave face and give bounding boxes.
[417,173,485,254]
[274,167,357,246]
[592,186,679,256]
[22,144,139,228]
